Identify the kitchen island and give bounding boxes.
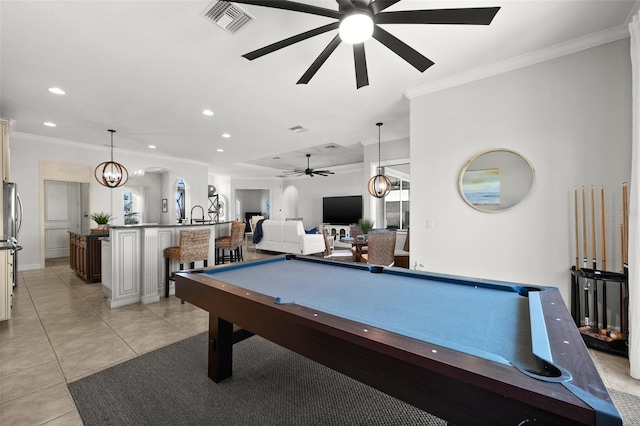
[69,231,108,283]
[101,222,231,308]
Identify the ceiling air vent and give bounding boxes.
[289,125,309,133]
[202,1,254,34]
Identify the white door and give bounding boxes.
[44,181,81,258]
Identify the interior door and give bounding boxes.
[44,181,81,258]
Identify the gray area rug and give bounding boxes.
[68,333,639,425]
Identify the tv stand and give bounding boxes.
[319,224,351,248]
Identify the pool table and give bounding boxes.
[175,255,621,426]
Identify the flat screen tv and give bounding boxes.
[323,196,363,225]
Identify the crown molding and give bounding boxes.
[404,24,630,100]
[13,131,210,167]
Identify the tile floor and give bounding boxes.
[1,251,639,425]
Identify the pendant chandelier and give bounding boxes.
[367,122,391,198]
[94,129,129,188]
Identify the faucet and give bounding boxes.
[190,205,205,224]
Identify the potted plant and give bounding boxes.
[358,218,374,235]
[91,212,112,233]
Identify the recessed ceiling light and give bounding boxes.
[48,87,65,95]
[148,145,156,149]
[217,148,224,152]
[202,109,214,116]
[222,133,231,138]
[43,122,56,127]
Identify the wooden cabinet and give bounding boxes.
[69,232,106,283]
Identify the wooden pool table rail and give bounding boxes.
[175,256,620,426]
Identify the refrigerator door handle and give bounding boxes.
[16,193,23,237]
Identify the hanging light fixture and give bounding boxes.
[367,122,391,198]
[94,129,129,188]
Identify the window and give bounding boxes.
[384,169,410,230]
[123,192,140,225]
[176,179,185,222]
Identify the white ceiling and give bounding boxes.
[0,1,637,177]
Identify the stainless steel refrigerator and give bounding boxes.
[3,182,23,286]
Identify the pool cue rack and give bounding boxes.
[569,183,629,357]
[569,266,629,357]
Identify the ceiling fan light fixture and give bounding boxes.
[339,11,373,44]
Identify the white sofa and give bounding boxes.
[256,220,324,255]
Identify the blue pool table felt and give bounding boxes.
[204,258,540,371]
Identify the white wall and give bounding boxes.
[11,133,210,270]
[283,170,364,230]
[230,177,282,222]
[409,39,632,304]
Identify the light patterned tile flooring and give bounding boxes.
[1,251,639,425]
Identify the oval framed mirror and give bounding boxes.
[458,149,535,213]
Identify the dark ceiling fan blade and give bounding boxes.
[314,170,334,176]
[297,34,342,85]
[229,0,342,19]
[368,0,401,15]
[372,25,434,72]
[335,0,354,11]
[243,22,339,60]
[375,7,500,25]
[353,43,369,89]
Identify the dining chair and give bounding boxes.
[361,229,396,267]
[349,224,368,257]
[322,228,354,262]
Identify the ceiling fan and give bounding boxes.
[231,0,500,89]
[283,154,335,177]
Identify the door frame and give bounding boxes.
[40,161,93,268]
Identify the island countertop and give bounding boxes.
[108,221,232,230]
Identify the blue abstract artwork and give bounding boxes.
[462,168,500,205]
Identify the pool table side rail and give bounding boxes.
[175,264,617,426]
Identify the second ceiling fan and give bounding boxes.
[283,154,335,177]
[231,0,500,88]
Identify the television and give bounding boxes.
[322,196,363,225]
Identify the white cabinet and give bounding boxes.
[319,224,351,248]
[0,250,12,321]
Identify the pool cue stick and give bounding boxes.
[591,186,597,269]
[574,187,580,270]
[582,186,590,327]
[620,182,629,334]
[598,186,606,332]
[601,186,607,271]
[590,186,599,329]
[622,182,628,267]
[582,186,588,268]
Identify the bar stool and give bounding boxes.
[215,221,245,264]
[163,229,211,298]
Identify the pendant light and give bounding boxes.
[367,122,391,198]
[94,129,129,188]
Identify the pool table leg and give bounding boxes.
[208,313,234,382]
